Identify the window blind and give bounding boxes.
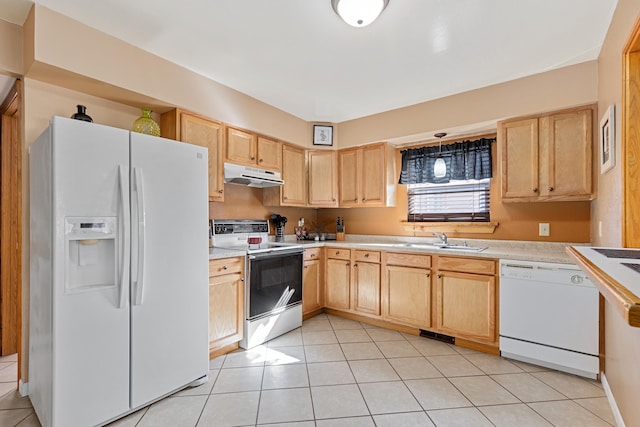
[407,180,490,222]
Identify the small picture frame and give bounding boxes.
[600,105,615,174]
[313,125,333,146]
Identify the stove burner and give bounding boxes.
[622,263,640,274]
[593,248,640,259]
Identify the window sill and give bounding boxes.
[401,221,499,234]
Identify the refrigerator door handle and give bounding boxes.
[118,165,130,309]
[134,167,146,305]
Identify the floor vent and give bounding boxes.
[419,329,455,344]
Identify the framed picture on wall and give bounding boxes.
[313,125,333,146]
[600,105,615,174]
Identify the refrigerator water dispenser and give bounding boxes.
[65,217,117,291]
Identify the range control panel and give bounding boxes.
[213,220,269,235]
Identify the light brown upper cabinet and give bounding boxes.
[226,127,281,171]
[263,143,307,207]
[499,105,595,202]
[338,142,396,207]
[308,150,338,207]
[161,109,225,202]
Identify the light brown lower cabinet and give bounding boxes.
[325,256,351,310]
[352,250,381,316]
[324,249,382,318]
[383,252,432,329]
[303,248,323,316]
[435,256,497,344]
[208,257,244,358]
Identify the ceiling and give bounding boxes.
[0,0,618,123]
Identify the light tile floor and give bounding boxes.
[0,314,616,426]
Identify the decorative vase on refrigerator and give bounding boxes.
[29,116,209,427]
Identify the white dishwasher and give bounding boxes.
[499,259,600,379]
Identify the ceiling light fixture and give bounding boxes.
[434,132,447,178]
[331,0,389,27]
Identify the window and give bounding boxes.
[407,179,490,222]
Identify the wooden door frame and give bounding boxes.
[0,79,22,381]
[623,17,640,247]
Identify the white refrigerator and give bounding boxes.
[29,116,209,427]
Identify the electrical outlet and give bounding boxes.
[539,223,550,237]
[599,221,603,238]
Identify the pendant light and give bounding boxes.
[331,0,390,27]
[434,132,447,178]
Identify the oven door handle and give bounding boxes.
[248,248,304,260]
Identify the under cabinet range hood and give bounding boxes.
[223,162,284,188]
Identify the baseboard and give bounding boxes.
[601,372,625,427]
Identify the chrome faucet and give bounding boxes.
[433,232,447,245]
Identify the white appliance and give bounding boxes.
[29,116,209,427]
[499,259,599,379]
[212,220,303,349]
[223,162,284,187]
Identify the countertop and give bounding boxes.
[210,234,583,264]
[567,246,640,327]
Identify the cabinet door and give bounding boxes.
[308,150,338,207]
[180,114,225,201]
[500,118,540,200]
[281,144,307,206]
[361,144,386,206]
[257,136,281,171]
[352,261,381,316]
[338,148,360,207]
[209,272,244,355]
[325,258,351,310]
[385,265,431,328]
[303,259,322,315]
[545,108,593,199]
[435,271,496,343]
[226,127,256,166]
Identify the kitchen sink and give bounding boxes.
[360,243,487,252]
[403,243,487,252]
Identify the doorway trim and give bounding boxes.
[0,79,23,381]
[623,17,640,247]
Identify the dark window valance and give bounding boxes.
[399,138,495,184]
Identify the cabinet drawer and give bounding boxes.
[354,250,381,263]
[209,257,244,277]
[386,252,431,268]
[327,248,351,260]
[437,256,496,275]
[304,247,322,261]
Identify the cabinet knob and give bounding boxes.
[364,253,369,258]
[532,188,538,193]
[362,198,366,202]
[426,273,430,278]
[251,156,256,160]
[304,265,308,269]
[354,264,358,268]
[345,262,350,267]
[311,253,316,258]
[354,198,358,202]
[284,196,288,200]
[259,158,263,163]
[332,198,336,202]
[218,189,223,194]
[437,274,442,279]
[336,251,340,255]
[548,187,554,192]
[222,265,227,270]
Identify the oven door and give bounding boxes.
[246,248,303,320]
